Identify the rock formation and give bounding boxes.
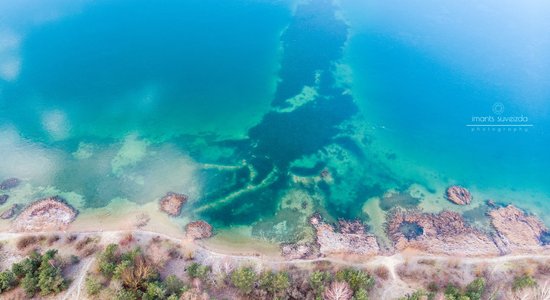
[0,194,8,205]
[310,214,379,256]
[0,178,20,190]
[185,221,213,240]
[0,204,18,219]
[159,192,187,216]
[446,186,472,205]
[386,209,501,256]
[489,205,549,253]
[12,197,78,231]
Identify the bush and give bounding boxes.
[164,274,185,297]
[335,268,375,292]
[37,249,67,295]
[310,270,331,296]
[0,270,16,293]
[465,278,485,300]
[231,267,257,295]
[353,288,369,300]
[99,244,120,277]
[21,273,39,296]
[187,262,210,280]
[259,271,290,296]
[399,290,427,300]
[85,276,102,296]
[512,275,537,291]
[115,289,138,300]
[143,281,167,300]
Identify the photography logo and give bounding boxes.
[492,102,504,115]
[467,102,533,133]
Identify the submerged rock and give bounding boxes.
[0,178,20,190]
[489,205,548,253]
[185,221,213,240]
[0,204,18,219]
[446,186,472,205]
[159,192,187,217]
[12,197,78,231]
[0,194,8,205]
[386,209,500,256]
[309,214,379,256]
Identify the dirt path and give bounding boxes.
[60,258,94,300]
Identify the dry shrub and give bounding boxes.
[447,259,461,269]
[537,260,550,275]
[81,245,99,257]
[47,234,60,246]
[418,259,436,266]
[146,242,169,268]
[16,235,39,250]
[374,265,390,281]
[183,250,194,261]
[121,255,155,291]
[66,234,78,243]
[473,263,489,277]
[76,236,94,251]
[120,233,135,247]
[324,281,352,300]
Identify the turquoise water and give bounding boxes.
[1,0,549,242]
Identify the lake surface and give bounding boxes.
[1,0,549,242]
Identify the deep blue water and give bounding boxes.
[1,0,549,239]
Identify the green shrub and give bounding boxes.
[335,268,375,292]
[353,288,369,300]
[259,271,290,295]
[164,274,185,296]
[85,276,102,296]
[115,289,138,300]
[230,267,257,295]
[512,275,537,291]
[465,278,485,300]
[143,281,167,300]
[21,273,39,296]
[37,250,67,295]
[0,270,16,293]
[309,271,331,295]
[187,262,210,280]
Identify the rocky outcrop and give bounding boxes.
[310,214,379,256]
[387,209,500,256]
[12,197,78,231]
[446,186,472,205]
[0,204,18,219]
[0,178,20,190]
[185,221,213,240]
[159,192,187,216]
[0,194,8,205]
[489,205,548,253]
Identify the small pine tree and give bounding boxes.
[230,267,257,295]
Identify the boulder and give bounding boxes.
[489,205,548,253]
[309,214,379,256]
[0,204,18,219]
[0,194,8,205]
[159,192,187,216]
[0,178,20,190]
[386,209,501,256]
[185,221,213,240]
[446,186,472,205]
[12,197,78,231]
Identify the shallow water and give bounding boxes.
[1,0,549,242]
